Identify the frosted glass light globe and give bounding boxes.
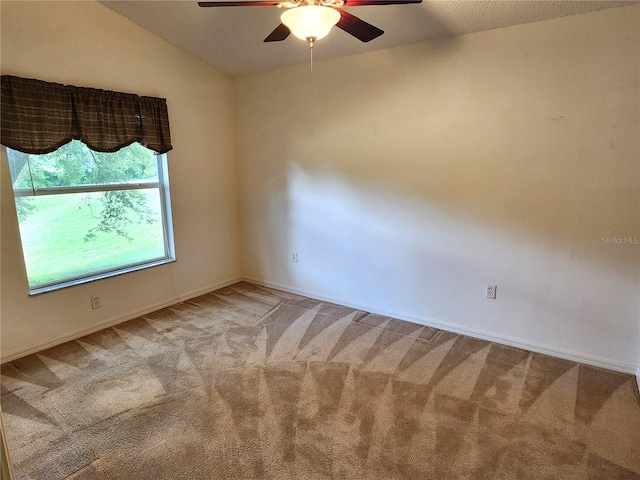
[281,6,341,41]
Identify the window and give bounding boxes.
[7,140,175,294]
[1,75,175,294]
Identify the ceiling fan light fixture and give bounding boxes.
[281,6,341,42]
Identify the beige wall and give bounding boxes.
[1,1,241,359]
[236,6,640,370]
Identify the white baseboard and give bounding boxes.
[0,276,242,364]
[5,274,638,378]
[245,276,639,376]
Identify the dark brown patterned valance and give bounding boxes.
[1,75,172,155]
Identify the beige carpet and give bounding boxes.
[2,282,640,479]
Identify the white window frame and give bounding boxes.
[7,148,176,295]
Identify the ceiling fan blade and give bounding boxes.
[198,1,281,6]
[343,0,422,5]
[264,24,291,42]
[335,10,383,42]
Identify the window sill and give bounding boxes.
[28,257,176,296]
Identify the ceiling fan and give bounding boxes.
[198,0,423,46]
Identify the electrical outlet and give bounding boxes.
[486,284,497,300]
[292,252,298,263]
[91,295,102,309]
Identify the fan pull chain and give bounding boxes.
[308,37,315,72]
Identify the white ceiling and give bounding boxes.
[100,0,635,76]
